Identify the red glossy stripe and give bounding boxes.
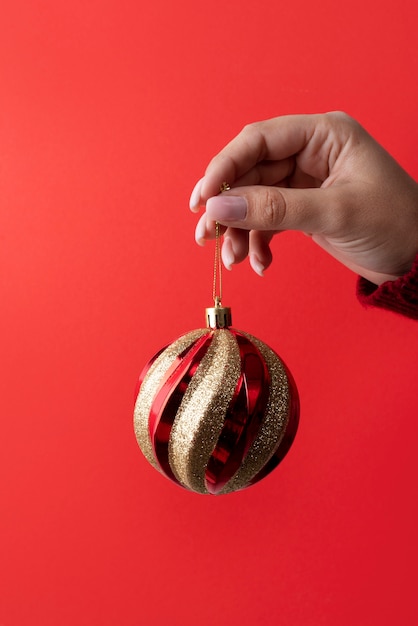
[134,344,168,401]
[205,330,270,495]
[248,362,299,487]
[149,333,213,484]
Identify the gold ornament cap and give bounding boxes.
[205,304,232,329]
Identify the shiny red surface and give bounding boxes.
[147,334,212,483]
[136,329,299,494]
[205,330,271,494]
[134,344,167,401]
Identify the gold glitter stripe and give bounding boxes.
[220,332,290,494]
[169,329,241,494]
[133,329,210,473]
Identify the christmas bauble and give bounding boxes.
[134,305,299,495]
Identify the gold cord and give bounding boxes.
[212,221,222,307]
[212,183,230,306]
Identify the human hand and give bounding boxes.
[189,112,418,285]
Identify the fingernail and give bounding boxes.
[250,253,265,276]
[195,217,207,246]
[206,196,247,222]
[189,178,204,212]
[222,237,235,270]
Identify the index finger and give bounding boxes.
[199,113,320,202]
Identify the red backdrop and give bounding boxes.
[1,1,417,625]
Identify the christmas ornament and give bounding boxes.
[134,185,299,495]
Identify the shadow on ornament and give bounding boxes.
[134,304,299,495]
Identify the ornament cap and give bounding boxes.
[206,305,232,329]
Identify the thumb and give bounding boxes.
[205,185,333,234]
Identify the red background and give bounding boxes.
[1,1,417,625]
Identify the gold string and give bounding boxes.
[212,183,230,306]
[212,221,222,307]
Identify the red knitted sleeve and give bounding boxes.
[357,255,418,320]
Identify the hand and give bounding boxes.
[189,112,418,285]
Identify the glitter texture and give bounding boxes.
[219,332,290,494]
[169,329,240,494]
[134,325,299,495]
[133,329,209,472]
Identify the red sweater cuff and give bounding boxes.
[357,255,418,320]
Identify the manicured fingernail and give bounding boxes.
[222,237,235,270]
[189,178,204,212]
[250,253,265,276]
[195,217,207,246]
[206,196,247,221]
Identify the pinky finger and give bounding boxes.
[249,230,276,275]
[221,228,249,269]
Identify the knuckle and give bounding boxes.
[325,111,361,134]
[325,110,351,124]
[256,189,286,229]
[240,121,262,143]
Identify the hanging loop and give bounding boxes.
[212,220,223,306]
[206,183,232,329]
[212,182,230,307]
